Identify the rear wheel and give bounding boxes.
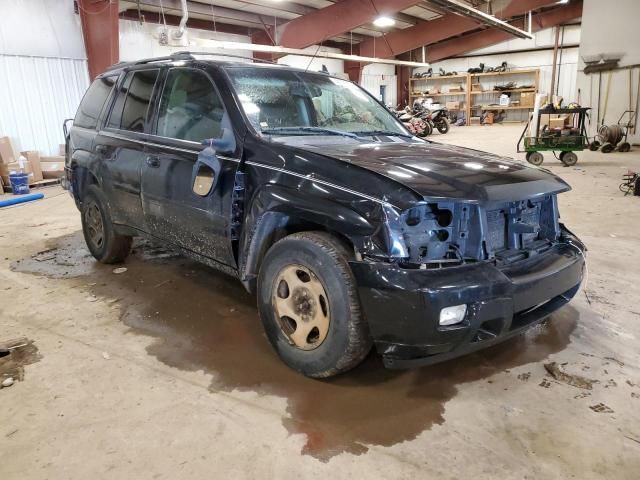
[81,185,132,264]
[618,142,631,152]
[257,232,372,378]
[436,119,450,134]
[526,151,544,166]
[560,151,578,166]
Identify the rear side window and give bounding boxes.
[156,69,226,142]
[107,69,159,133]
[74,76,116,129]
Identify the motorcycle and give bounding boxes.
[428,106,450,134]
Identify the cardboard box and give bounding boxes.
[446,101,461,110]
[40,156,65,179]
[0,136,15,164]
[471,83,483,92]
[520,92,535,107]
[20,151,43,182]
[448,85,464,92]
[549,117,567,129]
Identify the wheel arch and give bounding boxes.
[238,184,377,294]
[70,150,101,203]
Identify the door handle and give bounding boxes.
[146,156,160,168]
[95,144,108,154]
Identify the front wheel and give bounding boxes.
[257,232,372,378]
[526,151,544,166]
[81,185,132,264]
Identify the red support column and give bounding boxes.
[396,66,410,108]
[78,0,120,80]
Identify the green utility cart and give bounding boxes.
[517,106,591,166]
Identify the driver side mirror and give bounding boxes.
[192,128,234,196]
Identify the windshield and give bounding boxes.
[225,67,408,137]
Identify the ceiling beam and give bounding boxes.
[276,0,424,49]
[359,0,560,58]
[426,1,583,62]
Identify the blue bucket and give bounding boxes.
[9,173,30,195]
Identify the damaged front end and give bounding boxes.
[371,194,563,269]
[350,193,585,369]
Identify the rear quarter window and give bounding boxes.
[74,76,117,129]
[107,69,160,133]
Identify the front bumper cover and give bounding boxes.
[350,229,585,369]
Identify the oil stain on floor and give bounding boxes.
[0,338,42,384]
[13,233,580,460]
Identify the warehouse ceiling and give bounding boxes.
[116,0,582,60]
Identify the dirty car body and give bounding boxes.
[64,53,585,373]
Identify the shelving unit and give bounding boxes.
[408,68,540,125]
[409,74,469,113]
[467,68,540,125]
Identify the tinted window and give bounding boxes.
[108,69,159,132]
[156,69,225,142]
[74,76,116,129]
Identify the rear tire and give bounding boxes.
[618,142,631,152]
[81,185,132,264]
[257,232,372,378]
[436,119,450,134]
[560,151,578,166]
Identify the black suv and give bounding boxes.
[65,52,585,378]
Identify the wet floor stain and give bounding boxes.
[0,337,41,385]
[13,232,580,460]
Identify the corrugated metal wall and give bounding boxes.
[0,54,90,156]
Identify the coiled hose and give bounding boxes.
[597,124,625,144]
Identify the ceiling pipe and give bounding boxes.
[428,0,535,39]
[193,38,431,68]
[173,0,188,39]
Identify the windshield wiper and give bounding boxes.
[351,130,414,139]
[261,126,360,139]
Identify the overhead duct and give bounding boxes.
[172,0,188,39]
[428,0,535,39]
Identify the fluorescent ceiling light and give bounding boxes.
[373,16,396,28]
[429,0,534,40]
[193,39,431,67]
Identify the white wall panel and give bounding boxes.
[120,19,252,61]
[0,0,85,59]
[0,55,90,155]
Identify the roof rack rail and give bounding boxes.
[104,50,278,72]
[174,50,278,65]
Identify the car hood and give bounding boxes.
[277,137,570,202]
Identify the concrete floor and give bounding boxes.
[1,125,639,479]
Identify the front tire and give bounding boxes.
[526,151,544,166]
[257,232,372,378]
[81,185,132,264]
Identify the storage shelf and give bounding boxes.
[410,74,468,81]
[470,88,536,95]
[472,105,534,110]
[410,92,466,97]
[469,68,539,77]
[408,68,539,125]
